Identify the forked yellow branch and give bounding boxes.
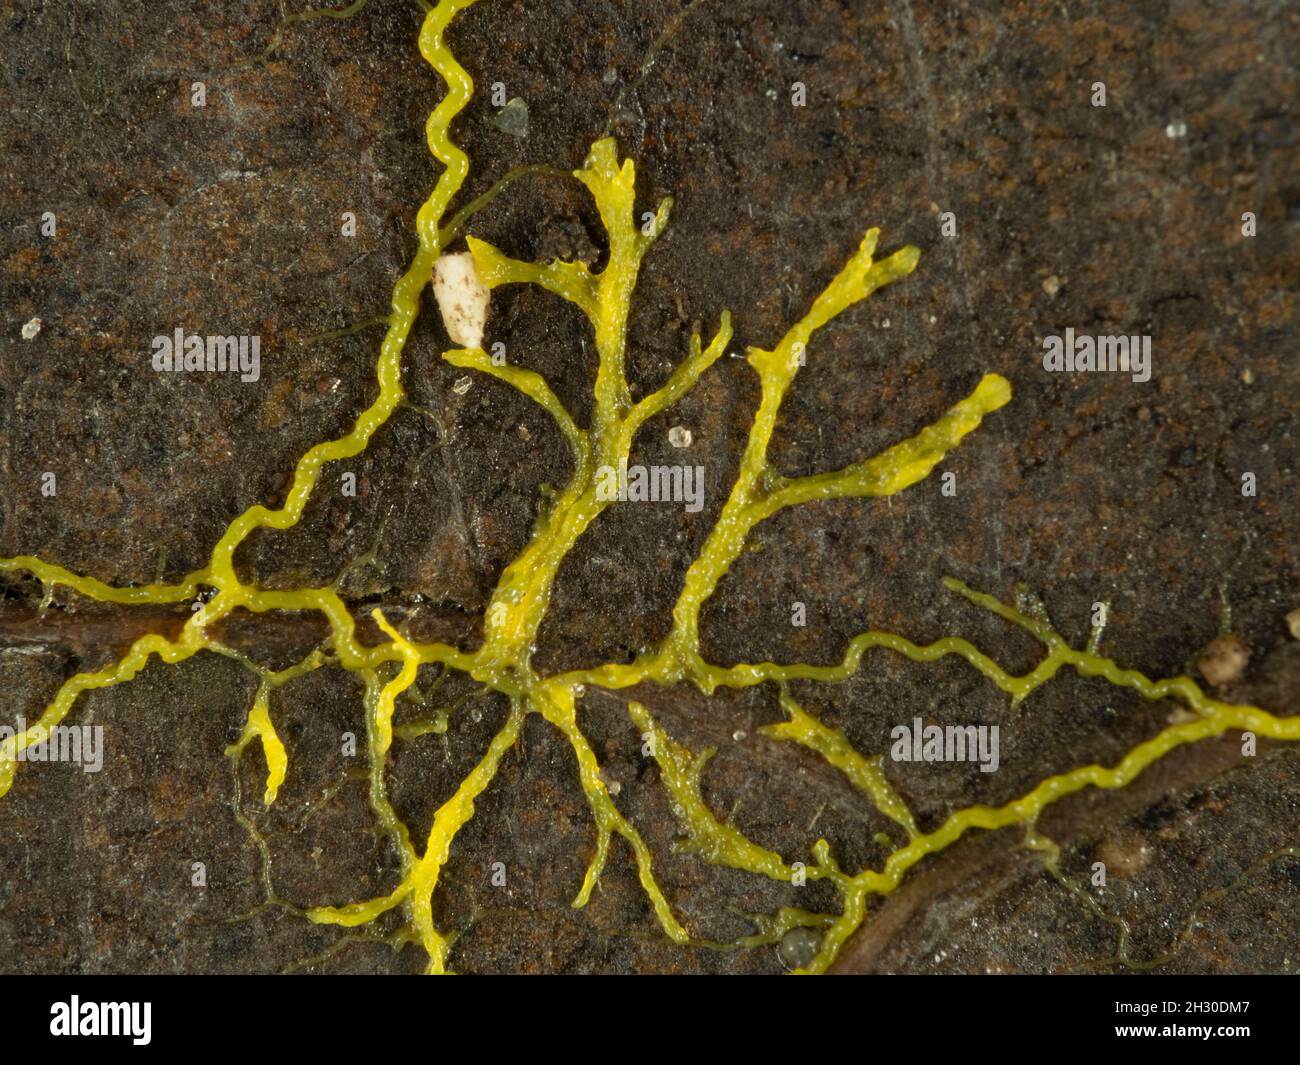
[0,0,1294,978]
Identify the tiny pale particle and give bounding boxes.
[1197,633,1249,687]
[432,252,490,349]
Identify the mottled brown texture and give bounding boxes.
[0,0,1296,973]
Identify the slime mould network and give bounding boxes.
[1,0,1296,976]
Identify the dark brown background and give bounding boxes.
[0,0,1296,973]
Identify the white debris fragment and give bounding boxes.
[21,317,41,340]
[668,425,692,448]
[432,252,490,349]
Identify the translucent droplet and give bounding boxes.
[778,927,821,970]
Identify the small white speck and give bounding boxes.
[21,317,41,340]
[452,376,472,395]
[668,425,692,448]
[432,251,490,348]
[1165,120,1187,139]
[880,318,891,329]
[732,729,746,742]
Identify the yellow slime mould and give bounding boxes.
[1,0,1295,976]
